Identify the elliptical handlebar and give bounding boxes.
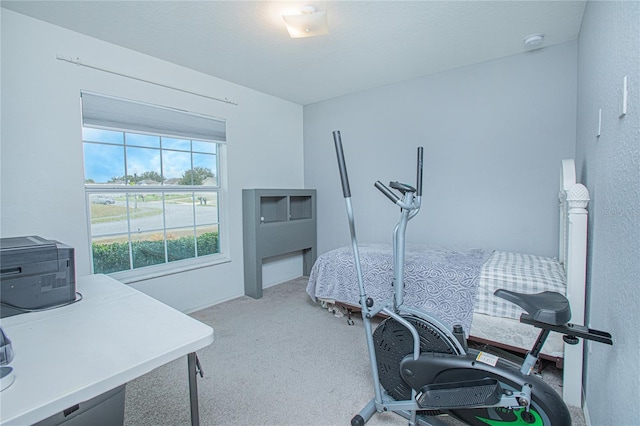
[374,147,424,207]
[416,146,424,197]
[333,130,424,206]
[332,131,351,198]
[374,180,400,203]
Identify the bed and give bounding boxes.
[306,159,589,406]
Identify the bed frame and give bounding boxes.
[465,159,589,406]
[475,159,588,406]
[557,159,589,407]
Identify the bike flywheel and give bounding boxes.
[373,316,457,401]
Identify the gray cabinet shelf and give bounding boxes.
[242,189,317,299]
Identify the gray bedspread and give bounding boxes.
[306,244,492,334]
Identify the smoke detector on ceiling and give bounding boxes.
[524,33,545,47]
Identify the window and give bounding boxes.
[81,92,226,277]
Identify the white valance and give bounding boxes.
[81,91,226,142]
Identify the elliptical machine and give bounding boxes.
[331,130,612,426]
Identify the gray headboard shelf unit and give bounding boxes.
[242,189,317,298]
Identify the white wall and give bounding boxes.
[576,1,639,424]
[304,42,578,258]
[0,10,304,313]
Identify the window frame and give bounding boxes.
[81,94,230,282]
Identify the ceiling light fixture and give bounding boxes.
[524,33,545,47]
[282,5,329,38]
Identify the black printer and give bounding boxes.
[0,236,76,318]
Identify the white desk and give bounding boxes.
[0,274,214,426]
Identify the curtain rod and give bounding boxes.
[56,54,238,106]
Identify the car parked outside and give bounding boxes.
[92,195,115,205]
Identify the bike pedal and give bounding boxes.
[416,378,502,409]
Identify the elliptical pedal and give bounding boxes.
[416,378,502,409]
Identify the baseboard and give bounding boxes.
[583,390,591,426]
[183,291,244,314]
[263,274,305,289]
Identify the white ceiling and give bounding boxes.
[2,1,587,105]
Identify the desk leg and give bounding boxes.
[187,352,200,426]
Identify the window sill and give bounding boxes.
[107,254,231,284]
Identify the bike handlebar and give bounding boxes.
[333,131,351,198]
[374,180,400,203]
[375,147,424,205]
[416,147,423,197]
[333,130,424,204]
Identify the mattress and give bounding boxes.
[307,244,567,358]
[470,312,564,358]
[476,250,566,319]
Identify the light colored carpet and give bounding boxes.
[124,277,585,425]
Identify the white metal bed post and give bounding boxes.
[560,159,590,407]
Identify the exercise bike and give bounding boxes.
[331,130,613,426]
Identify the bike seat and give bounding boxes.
[493,290,571,326]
